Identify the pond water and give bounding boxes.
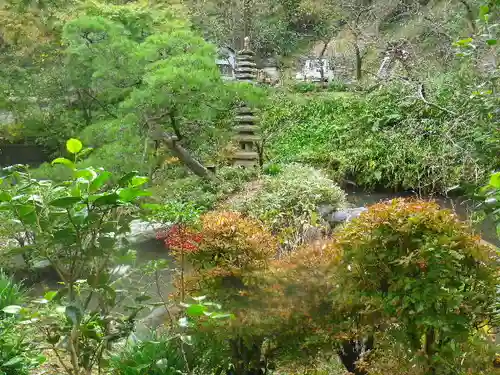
[0,143,49,167]
[24,238,178,325]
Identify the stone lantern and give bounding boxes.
[232,37,261,168]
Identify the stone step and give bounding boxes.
[236,61,257,67]
[235,115,257,123]
[234,134,261,142]
[237,50,255,57]
[233,151,259,160]
[234,125,258,132]
[236,74,257,81]
[236,107,253,114]
[236,67,258,72]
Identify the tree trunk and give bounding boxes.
[161,134,218,181]
[337,336,373,375]
[459,0,476,34]
[354,43,362,80]
[229,337,264,375]
[318,40,329,83]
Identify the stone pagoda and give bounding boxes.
[232,37,261,168]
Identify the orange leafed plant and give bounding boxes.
[186,211,277,274]
[177,211,277,306]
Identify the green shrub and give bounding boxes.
[0,275,40,375]
[151,166,257,211]
[262,80,498,194]
[0,271,25,313]
[326,79,349,92]
[110,335,188,375]
[335,198,499,373]
[291,82,319,93]
[231,163,346,251]
[0,318,39,375]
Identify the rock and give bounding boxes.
[317,203,337,218]
[327,207,368,224]
[121,220,168,245]
[133,304,181,340]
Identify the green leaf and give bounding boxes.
[90,171,112,193]
[2,305,22,314]
[0,191,12,202]
[49,197,82,208]
[118,171,138,187]
[141,203,162,211]
[486,39,497,46]
[118,188,151,202]
[66,139,83,154]
[74,168,97,181]
[44,291,58,302]
[186,304,207,317]
[489,172,500,189]
[17,204,35,217]
[78,147,94,158]
[479,5,489,20]
[98,236,115,249]
[92,193,119,206]
[81,326,100,340]
[2,357,23,367]
[211,313,235,320]
[52,158,75,169]
[455,38,473,46]
[130,176,148,187]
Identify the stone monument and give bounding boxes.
[232,37,261,168]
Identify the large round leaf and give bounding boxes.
[66,139,83,154]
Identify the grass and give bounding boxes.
[0,270,26,312]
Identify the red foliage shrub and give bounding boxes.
[156,225,203,252]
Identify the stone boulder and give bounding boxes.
[121,220,167,246]
[318,204,367,226]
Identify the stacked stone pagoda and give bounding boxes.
[232,37,261,168]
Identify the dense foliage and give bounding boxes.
[231,164,346,251]
[0,274,42,375]
[181,211,277,302]
[0,140,154,375]
[335,199,499,373]
[261,83,498,193]
[0,0,498,374]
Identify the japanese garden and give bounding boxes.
[0,0,498,374]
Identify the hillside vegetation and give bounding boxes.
[0,1,498,375]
